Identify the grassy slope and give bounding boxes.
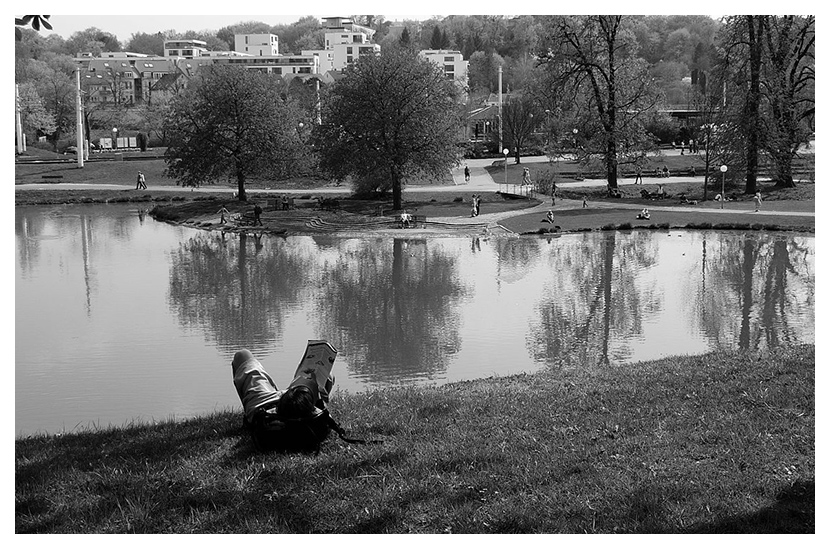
[16,346,814,534]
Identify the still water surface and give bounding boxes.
[15,204,815,436]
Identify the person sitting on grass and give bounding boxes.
[400,210,412,228]
[637,208,650,220]
[542,210,555,224]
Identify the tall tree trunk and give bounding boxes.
[236,167,247,202]
[744,15,763,195]
[391,165,403,211]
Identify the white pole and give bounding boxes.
[76,67,84,168]
[15,84,25,154]
[498,65,503,153]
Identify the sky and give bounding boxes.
[24,3,743,41]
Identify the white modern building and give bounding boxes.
[234,33,280,56]
[163,39,208,58]
[302,16,380,72]
[420,49,468,85]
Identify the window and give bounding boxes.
[444,56,454,62]
[183,50,192,56]
[169,50,178,56]
[347,47,352,54]
[444,65,454,73]
[347,56,353,63]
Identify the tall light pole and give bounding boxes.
[498,65,503,153]
[720,164,728,209]
[503,147,509,193]
[75,66,84,168]
[112,127,118,150]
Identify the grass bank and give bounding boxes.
[16,345,814,534]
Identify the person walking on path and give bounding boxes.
[754,192,762,212]
[253,203,263,226]
[136,171,146,190]
[464,165,470,182]
[218,206,230,224]
[522,167,532,186]
[551,183,557,206]
[582,196,588,208]
[634,163,643,185]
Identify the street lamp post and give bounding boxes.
[720,165,728,209]
[503,148,509,193]
[112,127,118,150]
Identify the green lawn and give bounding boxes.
[16,346,814,534]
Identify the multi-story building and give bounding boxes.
[302,16,380,72]
[234,33,280,56]
[419,49,468,87]
[163,39,208,58]
[75,18,379,106]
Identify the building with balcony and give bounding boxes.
[234,33,280,56]
[301,16,380,72]
[163,39,208,58]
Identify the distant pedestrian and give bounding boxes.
[475,195,481,216]
[282,195,289,211]
[754,192,762,212]
[218,206,230,224]
[657,184,665,199]
[253,203,263,226]
[551,183,557,206]
[634,163,643,185]
[522,167,531,186]
[582,196,588,209]
[136,171,146,190]
[464,165,470,182]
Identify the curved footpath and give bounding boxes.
[17,153,814,236]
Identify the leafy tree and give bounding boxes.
[26,56,76,149]
[399,27,412,47]
[713,15,813,193]
[64,27,121,56]
[759,15,815,188]
[16,82,57,138]
[126,32,164,55]
[315,46,464,210]
[468,50,505,94]
[430,26,450,49]
[502,95,539,163]
[537,15,659,189]
[163,65,306,200]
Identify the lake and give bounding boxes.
[15,203,815,436]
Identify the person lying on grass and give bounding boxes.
[231,345,379,453]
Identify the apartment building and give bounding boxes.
[302,16,380,72]
[163,39,208,58]
[234,33,280,56]
[420,50,468,86]
[75,19,378,105]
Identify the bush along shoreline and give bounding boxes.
[15,345,814,533]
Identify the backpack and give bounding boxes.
[245,408,381,454]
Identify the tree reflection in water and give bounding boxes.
[313,238,468,382]
[527,231,659,367]
[165,229,813,381]
[167,231,314,354]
